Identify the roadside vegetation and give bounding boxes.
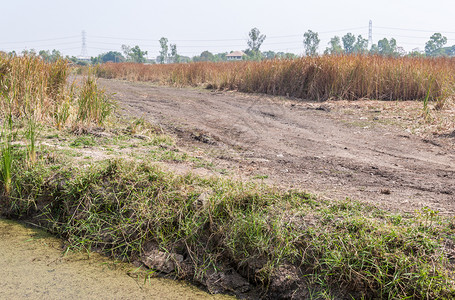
[1,54,455,299]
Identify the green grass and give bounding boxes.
[76,75,115,126]
[70,136,97,147]
[0,117,13,195]
[1,140,454,299]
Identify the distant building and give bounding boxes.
[226,51,246,61]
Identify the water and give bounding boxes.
[0,219,232,300]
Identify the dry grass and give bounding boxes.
[95,56,455,103]
[0,55,68,122]
[0,54,113,128]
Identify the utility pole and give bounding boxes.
[368,20,373,48]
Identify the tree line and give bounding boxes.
[5,28,454,65]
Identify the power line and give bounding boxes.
[374,32,455,42]
[0,35,80,44]
[88,27,368,43]
[375,26,455,35]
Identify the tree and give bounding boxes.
[159,37,169,64]
[22,49,37,56]
[193,51,213,62]
[408,48,424,57]
[121,45,131,59]
[425,33,447,56]
[201,50,214,61]
[445,45,455,56]
[324,36,343,55]
[39,49,62,62]
[342,33,356,54]
[263,50,277,59]
[51,49,62,61]
[247,28,266,54]
[130,46,147,63]
[39,50,50,61]
[122,45,147,63]
[213,52,227,62]
[170,44,180,63]
[377,38,398,56]
[353,35,368,54]
[98,51,125,63]
[303,30,320,56]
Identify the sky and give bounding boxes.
[1,0,455,58]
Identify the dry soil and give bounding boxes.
[99,79,455,215]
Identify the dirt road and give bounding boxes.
[99,79,455,215]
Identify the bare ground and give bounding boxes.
[99,79,455,215]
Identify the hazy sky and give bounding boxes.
[1,0,455,58]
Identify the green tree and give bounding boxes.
[342,33,356,54]
[201,50,214,61]
[377,38,398,56]
[445,45,455,56]
[39,50,50,61]
[408,48,424,57]
[324,36,343,55]
[121,45,147,63]
[425,33,447,56]
[247,27,266,55]
[98,51,125,63]
[263,50,277,59]
[39,49,62,62]
[353,35,368,54]
[159,37,169,63]
[121,45,131,60]
[213,52,227,62]
[130,46,147,63]
[192,51,213,62]
[303,30,320,56]
[170,44,179,63]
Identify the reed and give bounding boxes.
[0,116,13,196]
[25,116,38,165]
[96,55,455,102]
[0,55,68,123]
[0,54,113,128]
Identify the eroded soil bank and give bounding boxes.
[0,219,232,300]
[98,79,455,215]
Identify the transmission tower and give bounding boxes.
[80,30,88,58]
[368,20,373,47]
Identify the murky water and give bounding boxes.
[0,219,233,300]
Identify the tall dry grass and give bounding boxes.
[0,54,114,195]
[0,54,113,128]
[96,56,455,102]
[0,54,68,121]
